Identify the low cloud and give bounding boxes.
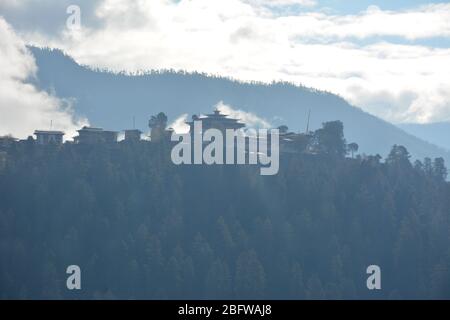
[0,17,87,140]
[169,102,271,134]
[168,113,190,134]
[216,101,271,128]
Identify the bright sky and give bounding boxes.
[1,0,450,138]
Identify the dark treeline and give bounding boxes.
[0,121,449,299]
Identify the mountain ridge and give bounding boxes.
[398,122,450,152]
[29,46,450,164]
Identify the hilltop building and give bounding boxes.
[186,109,245,133]
[124,129,142,142]
[0,136,18,148]
[34,130,65,145]
[74,126,118,144]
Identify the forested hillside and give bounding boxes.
[0,122,449,299]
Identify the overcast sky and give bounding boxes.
[1,0,450,138]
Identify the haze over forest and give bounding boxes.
[1,1,450,301]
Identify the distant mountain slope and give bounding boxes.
[30,47,450,163]
[398,122,450,152]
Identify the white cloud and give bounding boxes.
[0,17,87,140]
[281,3,450,41]
[215,101,271,128]
[168,102,271,134]
[2,0,450,124]
[245,0,317,8]
[168,113,190,134]
[0,0,26,8]
[167,101,272,134]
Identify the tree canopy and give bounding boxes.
[0,122,449,299]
